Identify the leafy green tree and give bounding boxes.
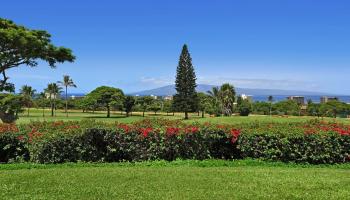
[58,75,77,117]
[197,92,211,118]
[87,86,124,118]
[123,96,135,117]
[173,44,198,119]
[163,99,173,116]
[149,100,162,115]
[307,101,321,117]
[19,85,36,116]
[44,83,62,117]
[219,83,236,116]
[35,92,50,117]
[253,101,270,115]
[78,96,98,113]
[0,94,25,123]
[238,99,252,116]
[273,100,299,115]
[136,96,154,117]
[319,100,348,118]
[0,18,75,122]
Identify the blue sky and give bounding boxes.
[2,0,350,94]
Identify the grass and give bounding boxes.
[1,160,350,199]
[17,108,350,124]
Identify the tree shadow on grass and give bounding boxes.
[84,115,130,119]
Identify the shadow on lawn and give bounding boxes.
[84,116,132,119]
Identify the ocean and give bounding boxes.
[251,95,350,103]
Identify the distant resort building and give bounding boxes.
[287,96,305,105]
[150,94,158,99]
[240,94,253,102]
[163,95,173,101]
[69,95,85,100]
[320,96,338,103]
[44,92,60,99]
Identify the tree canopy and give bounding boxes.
[0,18,75,92]
[136,96,154,117]
[173,44,198,119]
[87,86,124,118]
[0,18,75,123]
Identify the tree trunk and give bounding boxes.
[107,106,110,118]
[65,86,68,117]
[126,112,129,117]
[173,112,175,116]
[42,107,45,117]
[185,112,188,119]
[202,111,204,118]
[51,101,54,117]
[143,111,145,117]
[54,100,56,117]
[27,107,30,117]
[198,111,200,116]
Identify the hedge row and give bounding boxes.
[1,127,350,164]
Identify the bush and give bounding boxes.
[30,127,237,163]
[1,119,350,164]
[0,133,29,163]
[238,133,350,164]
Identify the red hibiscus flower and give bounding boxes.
[140,127,153,137]
[166,127,180,136]
[230,128,241,144]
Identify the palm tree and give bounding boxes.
[208,87,220,107]
[207,87,221,116]
[58,75,77,117]
[219,83,236,116]
[45,83,62,117]
[19,85,36,117]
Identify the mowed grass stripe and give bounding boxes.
[1,164,350,199]
[16,108,350,124]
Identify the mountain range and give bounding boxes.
[130,84,333,96]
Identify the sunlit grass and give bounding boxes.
[16,108,350,124]
[1,160,350,199]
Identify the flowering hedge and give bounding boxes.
[0,119,349,164]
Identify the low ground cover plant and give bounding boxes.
[0,119,349,164]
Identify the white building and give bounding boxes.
[240,94,253,102]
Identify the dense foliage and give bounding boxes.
[0,18,75,123]
[0,119,349,164]
[173,44,198,119]
[85,86,124,118]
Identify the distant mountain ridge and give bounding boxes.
[130,84,333,96]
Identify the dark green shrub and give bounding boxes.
[31,135,81,163]
[237,133,350,164]
[0,133,29,163]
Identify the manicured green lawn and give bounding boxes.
[17,108,350,124]
[1,160,350,199]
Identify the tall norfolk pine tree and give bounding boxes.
[173,44,198,119]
